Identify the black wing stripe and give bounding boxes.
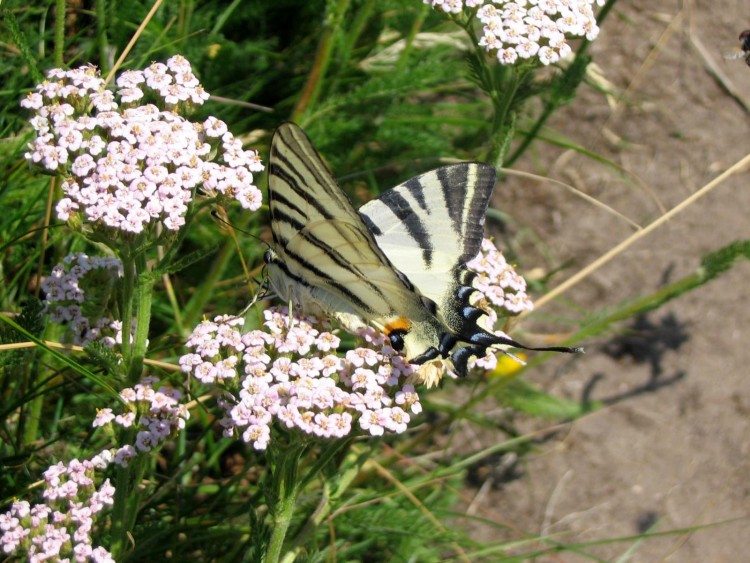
[271,251,374,313]
[403,177,430,212]
[270,155,339,222]
[295,225,385,297]
[281,245,377,313]
[269,193,306,230]
[374,186,434,267]
[458,163,495,263]
[360,213,383,237]
[438,164,467,239]
[273,127,349,206]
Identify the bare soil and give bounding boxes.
[449,1,750,559]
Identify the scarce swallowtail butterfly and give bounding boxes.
[264,123,580,386]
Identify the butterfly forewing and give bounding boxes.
[267,123,439,333]
[269,124,358,250]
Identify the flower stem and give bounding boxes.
[119,248,135,364]
[95,0,109,74]
[290,0,350,122]
[118,245,153,384]
[110,465,130,557]
[486,67,525,169]
[110,454,147,559]
[397,3,429,73]
[265,441,306,563]
[128,251,153,384]
[53,0,65,67]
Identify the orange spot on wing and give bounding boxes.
[384,317,411,335]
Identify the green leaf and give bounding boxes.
[495,378,596,419]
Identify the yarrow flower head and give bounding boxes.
[466,237,535,371]
[467,237,534,316]
[91,376,190,467]
[42,252,126,347]
[424,0,603,65]
[179,309,424,449]
[21,55,264,236]
[0,454,115,561]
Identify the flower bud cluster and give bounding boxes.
[21,55,264,235]
[42,253,125,347]
[92,376,190,467]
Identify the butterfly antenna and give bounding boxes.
[210,209,272,250]
[475,331,583,355]
[502,337,584,355]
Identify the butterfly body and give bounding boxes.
[265,123,578,385]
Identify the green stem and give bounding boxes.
[486,68,524,169]
[95,0,109,73]
[110,465,130,558]
[265,443,305,563]
[290,0,350,122]
[504,94,553,168]
[337,0,374,71]
[110,246,154,555]
[118,243,153,383]
[266,484,299,563]
[119,247,135,364]
[53,0,65,67]
[286,440,362,556]
[110,453,148,559]
[181,236,233,330]
[397,2,429,73]
[21,359,42,444]
[128,251,153,384]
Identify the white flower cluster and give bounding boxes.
[0,455,115,562]
[179,309,423,450]
[468,237,534,315]
[92,376,190,467]
[0,378,188,559]
[466,238,535,371]
[425,0,603,65]
[21,55,264,235]
[42,253,125,347]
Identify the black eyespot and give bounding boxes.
[388,329,407,352]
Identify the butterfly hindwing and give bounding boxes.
[359,162,496,312]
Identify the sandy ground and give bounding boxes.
[452,1,750,559]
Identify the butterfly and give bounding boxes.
[264,123,580,386]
